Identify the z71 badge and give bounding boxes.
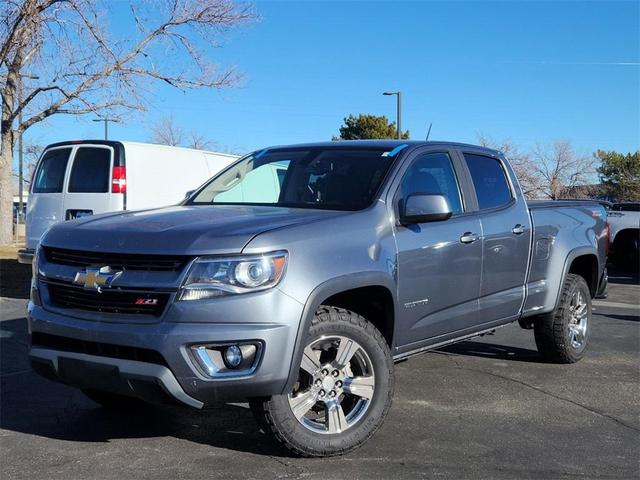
[135,298,159,305]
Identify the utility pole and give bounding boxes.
[383,91,402,139]
[92,117,118,140]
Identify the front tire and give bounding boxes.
[250,306,394,457]
[534,273,592,363]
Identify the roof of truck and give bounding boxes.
[262,140,502,156]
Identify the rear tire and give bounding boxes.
[82,389,147,410]
[250,306,394,457]
[534,274,591,363]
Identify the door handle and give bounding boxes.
[460,232,479,244]
[512,224,525,235]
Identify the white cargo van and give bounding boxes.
[18,140,238,263]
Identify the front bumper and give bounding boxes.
[17,248,34,264]
[28,288,304,407]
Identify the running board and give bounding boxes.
[392,323,512,362]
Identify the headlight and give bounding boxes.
[178,251,288,301]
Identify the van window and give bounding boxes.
[32,148,72,193]
[463,153,513,209]
[68,147,112,193]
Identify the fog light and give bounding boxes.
[224,345,243,368]
[190,342,261,378]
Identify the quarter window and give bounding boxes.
[399,152,463,215]
[68,147,112,193]
[463,153,513,209]
[32,148,72,193]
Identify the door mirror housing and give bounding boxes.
[184,189,195,200]
[399,194,453,224]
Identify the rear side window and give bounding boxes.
[68,147,112,193]
[32,148,72,193]
[463,154,512,209]
[399,152,463,214]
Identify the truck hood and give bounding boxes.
[42,205,347,255]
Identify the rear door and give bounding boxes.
[461,151,531,322]
[26,147,72,249]
[63,145,122,220]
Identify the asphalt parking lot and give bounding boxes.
[1,260,638,480]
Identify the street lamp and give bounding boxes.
[92,117,119,140]
[383,91,402,139]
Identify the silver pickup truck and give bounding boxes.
[28,141,608,457]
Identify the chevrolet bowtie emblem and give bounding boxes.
[73,266,122,292]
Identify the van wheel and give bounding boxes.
[82,389,147,410]
[534,274,592,363]
[250,306,394,457]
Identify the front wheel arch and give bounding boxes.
[282,272,397,395]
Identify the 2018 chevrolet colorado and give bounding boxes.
[28,141,609,456]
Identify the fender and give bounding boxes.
[280,271,397,394]
[554,246,601,310]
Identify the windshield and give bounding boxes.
[190,147,399,211]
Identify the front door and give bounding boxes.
[393,149,482,348]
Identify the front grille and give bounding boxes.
[45,281,170,317]
[43,247,190,271]
[31,332,168,367]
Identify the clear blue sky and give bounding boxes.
[25,0,640,157]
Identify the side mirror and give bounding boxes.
[399,194,453,224]
[184,189,195,200]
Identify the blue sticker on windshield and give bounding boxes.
[255,148,270,159]
[382,144,409,157]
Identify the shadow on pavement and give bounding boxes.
[604,314,640,323]
[0,315,292,457]
[0,259,31,299]
[438,340,543,363]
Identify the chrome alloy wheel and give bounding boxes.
[288,335,375,434]
[568,289,588,349]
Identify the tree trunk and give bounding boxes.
[0,132,15,246]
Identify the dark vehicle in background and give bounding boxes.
[28,141,608,456]
[605,202,639,269]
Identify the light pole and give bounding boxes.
[383,91,402,139]
[92,117,118,140]
[17,73,39,238]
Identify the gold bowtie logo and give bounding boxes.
[73,266,122,292]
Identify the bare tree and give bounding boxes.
[531,141,597,200]
[187,131,215,151]
[0,0,254,245]
[150,116,184,147]
[149,116,215,150]
[477,134,542,198]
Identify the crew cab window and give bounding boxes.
[399,152,463,214]
[68,147,111,193]
[463,153,513,209]
[32,148,72,193]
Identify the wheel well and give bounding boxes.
[568,254,598,297]
[321,286,395,348]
